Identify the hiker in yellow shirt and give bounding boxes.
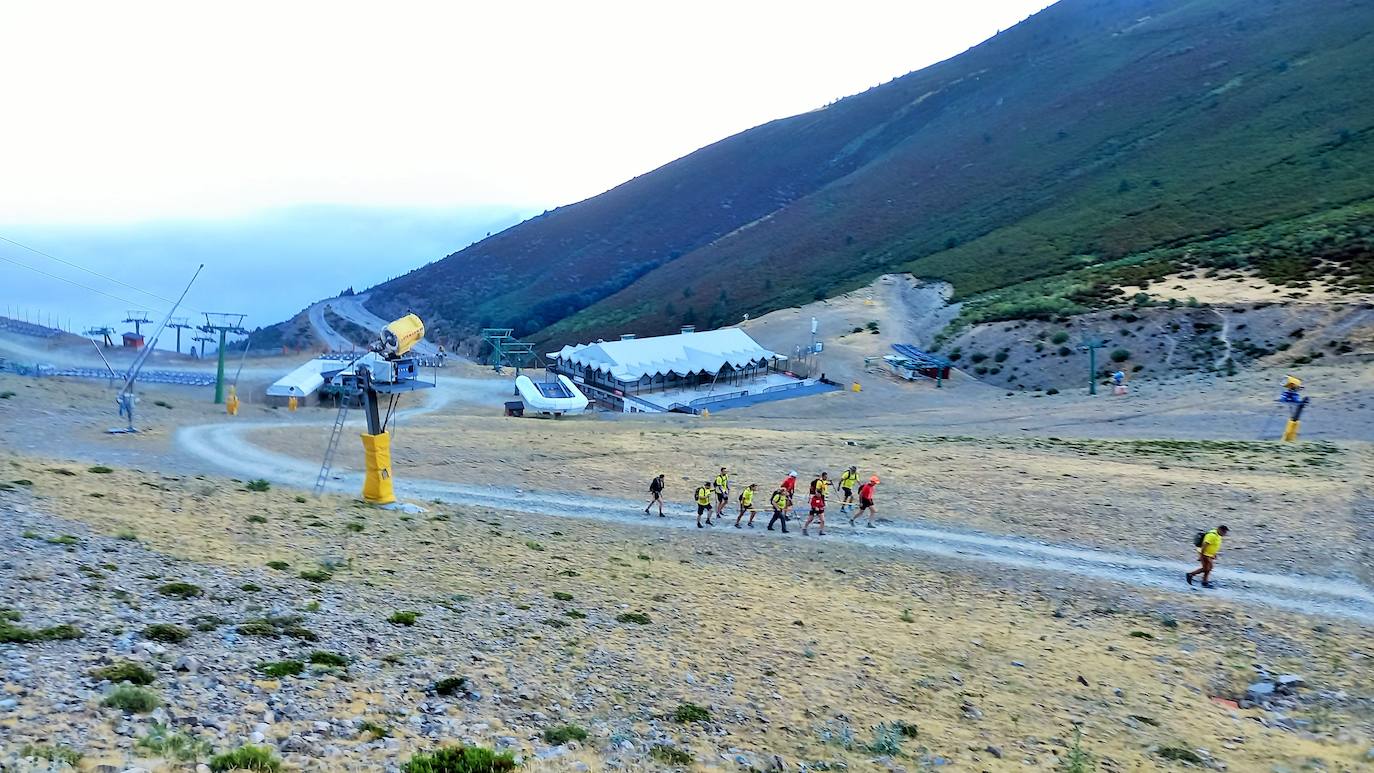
[838,466,859,513]
[734,483,759,528]
[1186,525,1230,589]
[695,482,715,529]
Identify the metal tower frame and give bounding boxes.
[199,312,248,404]
[122,310,152,336]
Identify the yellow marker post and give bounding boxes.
[225,386,240,416]
[287,396,298,412]
[360,431,396,504]
[851,382,862,392]
[1282,419,1300,442]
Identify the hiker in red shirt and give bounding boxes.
[780,470,798,518]
[803,490,827,536]
[850,475,879,528]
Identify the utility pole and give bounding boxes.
[199,313,248,404]
[123,310,152,337]
[1079,337,1105,395]
[167,317,193,353]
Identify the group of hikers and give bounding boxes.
[645,466,880,536]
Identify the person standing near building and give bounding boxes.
[713,467,731,519]
[838,466,858,513]
[645,474,666,517]
[767,487,790,533]
[1186,525,1229,588]
[695,481,715,528]
[780,470,798,519]
[734,483,759,528]
[851,475,879,528]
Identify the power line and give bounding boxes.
[0,233,200,313]
[0,252,150,309]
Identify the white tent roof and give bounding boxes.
[267,357,329,397]
[551,327,777,382]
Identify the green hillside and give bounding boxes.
[366,0,1374,346]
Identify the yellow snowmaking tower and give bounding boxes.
[314,313,435,505]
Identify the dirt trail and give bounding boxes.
[176,403,1374,624]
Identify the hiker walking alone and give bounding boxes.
[1186,525,1230,588]
[645,474,666,517]
[850,475,880,528]
[695,481,715,528]
[767,487,790,533]
[713,467,731,519]
[735,483,759,528]
[838,466,859,513]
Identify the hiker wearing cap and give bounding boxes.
[713,467,731,519]
[645,473,666,517]
[780,470,798,518]
[851,475,880,528]
[1186,525,1230,588]
[694,481,715,528]
[734,483,759,528]
[767,487,790,533]
[838,466,859,513]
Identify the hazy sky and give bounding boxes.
[1,0,1057,224]
[1,1,1058,343]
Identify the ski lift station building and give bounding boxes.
[550,326,834,413]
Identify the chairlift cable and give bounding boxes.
[0,233,200,312]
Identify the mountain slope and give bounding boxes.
[366,0,1374,346]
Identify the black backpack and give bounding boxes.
[1193,530,1206,548]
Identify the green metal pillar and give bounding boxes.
[214,329,227,404]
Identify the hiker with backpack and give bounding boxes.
[1186,525,1229,588]
[695,481,715,528]
[767,487,791,533]
[734,483,759,528]
[644,474,666,517]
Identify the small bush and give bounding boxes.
[552,591,573,601]
[103,684,161,713]
[137,723,211,762]
[91,661,156,685]
[525,540,544,551]
[540,617,569,628]
[673,702,711,723]
[258,660,304,678]
[1057,346,1072,356]
[189,614,226,632]
[245,479,271,492]
[309,650,349,667]
[115,529,138,541]
[1,620,84,643]
[143,623,190,643]
[359,719,391,739]
[542,724,588,744]
[389,610,421,626]
[1045,387,1060,396]
[345,521,365,533]
[650,745,693,765]
[299,568,332,583]
[157,581,203,599]
[433,676,469,696]
[401,745,517,773]
[1051,331,1070,344]
[20,745,82,766]
[1061,727,1094,772]
[564,610,587,619]
[209,745,282,772]
[1110,348,1131,363]
[246,514,268,524]
[617,611,651,625]
[88,465,114,474]
[0,391,14,399]
[266,560,290,571]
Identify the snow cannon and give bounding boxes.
[378,314,425,359]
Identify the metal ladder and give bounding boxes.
[314,403,350,496]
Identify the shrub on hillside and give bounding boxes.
[401,745,516,773]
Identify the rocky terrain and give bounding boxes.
[2,458,1374,771]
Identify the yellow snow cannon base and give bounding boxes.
[361,431,397,505]
[1281,419,1300,442]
